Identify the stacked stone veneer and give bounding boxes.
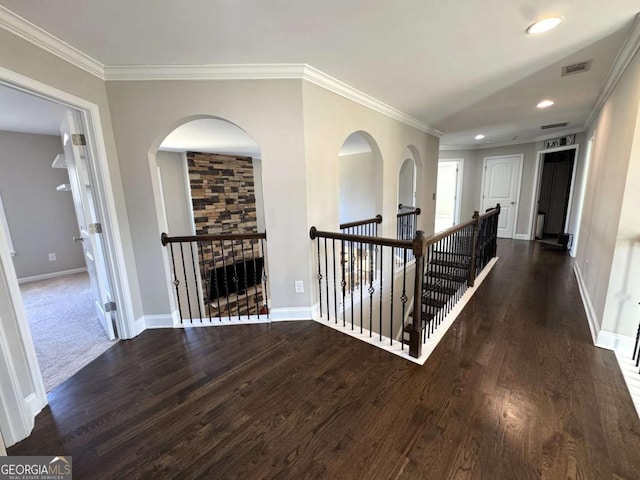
[188,152,264,316]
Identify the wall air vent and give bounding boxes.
[541,122,568,130]
[561,60,592,76]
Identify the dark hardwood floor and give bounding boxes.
[9,240,640,479]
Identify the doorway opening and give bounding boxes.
[531,146,578,250]
[154,117,268,322]
[435,159,463,232]
[0,84,118,393]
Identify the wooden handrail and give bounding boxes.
[161,231,267,245]
[339,214,383,230]
[310,227,412,249]
[397,208,421,218]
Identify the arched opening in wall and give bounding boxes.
[338,131,383,231]
[154,117,269,323]
[397,158,416,209]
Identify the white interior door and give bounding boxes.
[481,155,522,238]
[61,111,116,340]
[435,162,460,232]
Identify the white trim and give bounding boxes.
[23,393,43,419]
[105,64,442,136]
[571,132,595,257]
[105,63,306,81]
[0,193,15,257]
[514,234,529,241]
[17,267,87,285]
[479,154,524,239]
[585,13,640,128]
[0,5,104,79]
[596,331,635,356]
[439,127,586,151]
[528,144,580,241]
[143,314,176,329]
[313,257,498,365]
[0,66,137,342]
[574,263,599,344]
[270,306,314,321]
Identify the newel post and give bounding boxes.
[468,211,480,287]
[410,230,427,358]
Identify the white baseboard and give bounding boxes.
[514,234,530,241]
[144,314,176,329]
[596,331,635,356]
[270,306,313,321]
[17,267,87,284]
[24,392,45,419]
[132,316,146,337]
[574,263,600,344]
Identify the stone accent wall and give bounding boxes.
[188,152,265,316]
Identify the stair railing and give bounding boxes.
[161,232,269,323]
[310,204,500,358]
[397,205,421,263]
[340,214,382,237]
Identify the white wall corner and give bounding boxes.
[24,392,45,419]
[132,316,146,337]
[573,263,600,344]
[269,306,314,322]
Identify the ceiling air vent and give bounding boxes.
[561,60,592,76]
[541,122,568,130]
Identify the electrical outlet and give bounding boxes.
[294,280,304,294]
[48,253,56,261]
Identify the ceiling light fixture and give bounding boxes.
[527,17,563,34]
[537,99,555,109]
[475,134,485,140]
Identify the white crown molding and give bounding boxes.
[0,5,104,79]
[105,63,442,136]
[440,126,585,151]
[104,63,307,81]
[301,65,443,137]
[585,13,640,128]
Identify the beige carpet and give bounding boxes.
[19,272,117,393]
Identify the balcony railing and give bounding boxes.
[340,214,382,236]
[397,204,421,262]
[161,232,269,323]
[311,205,501,358]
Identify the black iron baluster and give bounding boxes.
[368,241,374,336]
[360,239,363,334]
[400,248,408,349]
[241,240,250,319]
[179,242,193,322]
[261,238,269,318]
[316,237,323,319]
[252,240,260,318]
[169,243,183,324]
[379,245,384,341]
[190,241,203,321]
[198,241,212,322]
[341,240,346,327]
[220,240,231,321]
[350,240,355,330]
[324,238,330,322]
[389,246,395,345]
[210,241,221,320]
[332,239,338,323]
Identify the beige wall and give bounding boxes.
[106,79,309,314]
[580,49,640,337]
[302,82,440,244]
[339,151,382,224]
[0,131,85,278]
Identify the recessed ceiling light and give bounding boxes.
[475,134,485,140]
[527,17,563,34]
[537,99,555,109]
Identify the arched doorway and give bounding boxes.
[152,117,268,323]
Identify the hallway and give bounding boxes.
[9,240,640,479]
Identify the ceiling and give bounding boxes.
[0,85,68,136]
[1,1,639,148]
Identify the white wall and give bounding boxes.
[578,49,640,341]
[398,158,415,207]
[0,131,85,279]
[339,151,381,224]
